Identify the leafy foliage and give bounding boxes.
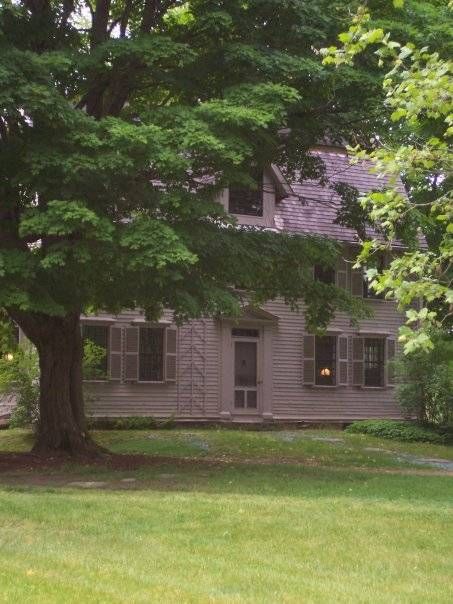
[0,310,16,357]
[82,339,107,381]
[1,0,437,328]
[0,1,448,449]
[0,346,40,429]
[345,419,447,444]
[395,331,453,426]
[0,339,112,428]
[322,2,453,353]
[104,416,176,430]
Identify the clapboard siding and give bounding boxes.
[262,298,403,420]
[85,297,404,421]
[84,310,221,418]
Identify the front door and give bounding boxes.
[233,330,260,411]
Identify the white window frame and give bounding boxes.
[137,326,166,384]
[314,334,338,388]
[81,321,111,383]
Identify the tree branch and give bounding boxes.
[23,0,50,15]
[141,0,176,33]
[140,0,157,33]
[120,0,133,38]
[90,0,111,48]
[60,0,75,29]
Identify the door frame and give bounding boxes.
[220,319,274,419]
[232,331,261,414]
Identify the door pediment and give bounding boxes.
[220,305,279,325]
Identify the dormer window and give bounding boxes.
[229,171,263,216]
[314,265,335,285]
[363,254,387,299]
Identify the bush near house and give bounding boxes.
[100,416,176,430]
[0,340,107,428]
[395,331,453,426]
[345,420,450,444]
[1,346,40,429]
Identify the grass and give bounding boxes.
[1,428,453,603]
[100,427,453,465]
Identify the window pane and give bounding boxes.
[234,341,257,387]
[315,336,336,386]
[232,328,259,338]
[139,328,164,381]
[234,390,245,408]
[246,390,257,409]
[364,338,385,386]
[82,325,108,379]
[364,255,386,299]
[314,265,335,285]
[229,172,263,216]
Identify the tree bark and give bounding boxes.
[9,310,100,457]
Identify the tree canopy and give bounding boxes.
[323,1,452,353]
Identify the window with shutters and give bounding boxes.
[363,254,387,299]
[315,336,336,386]
[314,265,335,285]
[364,338,385,387]
[139,327,164,382]
[82,324,109,380]
[229,171,263,216]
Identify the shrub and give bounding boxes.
[1,339,110,428]
[0,345,40,429]
[83,339,108,381]
[395,331,453,425]
[345,419,447,444]
[113,417,157,430]
[110,416,176,430]
[0,312,17,357]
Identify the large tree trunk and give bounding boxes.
[8,310,100,457]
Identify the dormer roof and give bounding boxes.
[268,164,294,201]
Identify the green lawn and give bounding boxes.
[1,428,453,603]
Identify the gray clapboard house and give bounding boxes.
[77,144,406,424]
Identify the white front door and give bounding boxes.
[232,330,260,412]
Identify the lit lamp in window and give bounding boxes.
[320,367,331,377]
[4,352,14,362]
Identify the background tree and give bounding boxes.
[0,0,440,454]
[323,1,453,353]
[395,330,453,426]
[0,310,16,357]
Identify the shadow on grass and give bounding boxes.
[1,454,452,505]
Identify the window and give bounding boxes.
[363,254,386,299]
[315,336,336,386]
[139,327,164,382]
[82,324,109,380]
[364,338,385,387]
[229,171,263,216]
[314,265,335,285]
[231,328,260,338]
